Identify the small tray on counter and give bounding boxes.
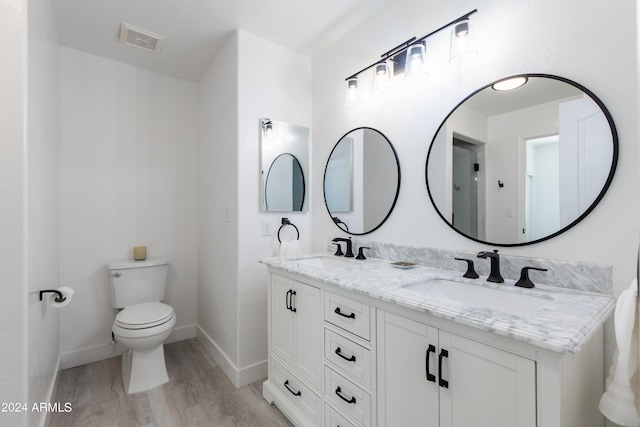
[390,261,417,269]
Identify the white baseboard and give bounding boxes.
[195,325,267,388]
[36,353,61,427]
[60,324,196,369]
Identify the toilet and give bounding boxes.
[108,257,176,394]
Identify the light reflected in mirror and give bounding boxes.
[426,74,618,246]
[324,127,400,235]
[260,119,309,212]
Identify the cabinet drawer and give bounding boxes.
[325,404,358,427]
[325,367,371,426]
[325,292,371,340]
[271,358,322,426]
[324,329,371,388]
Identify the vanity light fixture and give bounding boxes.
[344,76,363,106]
[404,41,428,80]
[371,61,394,95]
[262,119,273,138]
[449,18,478,63]
[491,76,528,91]
[344,9,478,105]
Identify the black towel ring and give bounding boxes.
[278,218,300,243]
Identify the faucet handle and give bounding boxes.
[356,247,370,260]
[515,266,548,288]
[333,242,344,256]
[454,258,480,279]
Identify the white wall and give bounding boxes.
[0,2,60,426]
[27,0,61,426]
[311,0,638,396]
[59,47,198,368]
[197,29,311,386]
[197,31,240,379]
[237,29,312,373]
[0,0,28,425]
[484,99,563,242]
[313,0,638,287]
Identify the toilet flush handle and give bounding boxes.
[110,272,121,278]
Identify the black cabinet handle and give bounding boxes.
[286,290,297,312]
[284,380,301,396]
[438,349,449,388]
[335,347,356,362]
[335,386,356,404]
[285,290,292,310]
[334,307,355,319]
[426,344,436,382]
[290,290,297,312]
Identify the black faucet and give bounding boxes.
[332,237,354,257]
[477,250,504,283]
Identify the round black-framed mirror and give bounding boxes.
[265,153,305,212]
[426,74,618,246]
[324,127,401,235]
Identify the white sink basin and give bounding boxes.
[294,256,356,270]
[402,278,553,317]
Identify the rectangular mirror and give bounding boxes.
[260,118,310,212]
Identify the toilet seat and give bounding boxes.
[115,301,174,330]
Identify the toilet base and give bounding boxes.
[122,344,169,394]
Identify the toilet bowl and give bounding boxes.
[112,301,176,394]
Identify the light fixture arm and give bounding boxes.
[345,9,478,81]
[413,9,477,46]
[380,37,417,61]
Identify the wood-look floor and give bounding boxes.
[48,339,293,427]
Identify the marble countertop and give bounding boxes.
[261,253,615,355]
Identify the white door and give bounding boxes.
[558,97,612,226]
[439,331,536,427]
[270,275,295,366]
[378,311,440,427]
[452,141,479,238]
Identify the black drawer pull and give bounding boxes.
[438,349,449,388]
[335,386,356,404]
[334,307,355,319]
[426,344,436,382]
[335,346,356,362]
[284,380,301,396]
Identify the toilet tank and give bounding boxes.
[108,257,170,308]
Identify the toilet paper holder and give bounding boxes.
[39,289,66,303]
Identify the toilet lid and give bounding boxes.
[115,301,174,329]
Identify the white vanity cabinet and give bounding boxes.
[264,273,323,427]
[377,310,535,427]
[262,262,607,427]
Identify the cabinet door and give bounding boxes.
[294,280,323,390]
[439,331,536,427]
[377,310,439,427]
[271,274,295,366]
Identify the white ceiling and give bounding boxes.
[51,0,390,82]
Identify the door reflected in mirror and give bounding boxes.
[324,127,400,235]
[426,74,618,246]
[260,119,309,212]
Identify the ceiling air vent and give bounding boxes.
[119,22,165,53]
